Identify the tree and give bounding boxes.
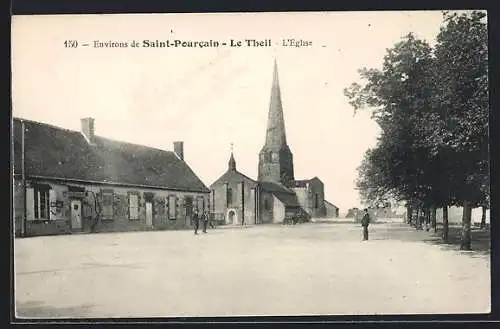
[346,33,445,218]
[433,11,489,250]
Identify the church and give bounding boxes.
[209,60,331,225]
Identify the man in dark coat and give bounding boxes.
[202,211,209,233]
[193,210,200,235]
[361,208,371,241]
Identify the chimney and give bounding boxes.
[173,141,184,161]
[80,117,95,143]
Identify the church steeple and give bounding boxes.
[264,58,288,148]
[228,143,236,171]
[258,59,295,185]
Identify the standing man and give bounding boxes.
[361,208,371,241]
[202,211,209,233]
[193,209,200,235]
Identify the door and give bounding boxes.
[185,197,193,225]
[71,199,82,230]
[145,202,153,227]
[228,210,235,224]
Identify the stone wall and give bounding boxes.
[210,176,257,225]
[14,177,209,237]
[259,191,275,223]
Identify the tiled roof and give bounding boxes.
[209,169,258,189]
[324,200,338,209]
[259,181,301,207]
[12,118,210,193]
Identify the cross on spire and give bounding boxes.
[228,143,236,171]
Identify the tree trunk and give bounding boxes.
[431,207,437,233]
[407,206,413,225]
[480,206,486,229]
[417,208,423,230]
[443,205,449,243]
[425,208,431,231]
[460,201,472,250]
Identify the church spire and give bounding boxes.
[228,143,236,171]
[264,58,288,148]
[258,59,295,184]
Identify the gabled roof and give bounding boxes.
[209,169,257,189]
[12,118,210,193]
[324,200,339,209]
[259,181,301,207]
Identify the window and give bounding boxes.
[168,195,176,219]
[129,194,139,220]
[315,194,319,209]
[227,188,233,206]
[264,198,270,210]
[32,188,50,220]
[197,196,204,213]
[271,152,278,162]
[102,191,113,219]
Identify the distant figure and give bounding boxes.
[193,210,200,235]
[202,211,209,233]
[361,208,371,241]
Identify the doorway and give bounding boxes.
[70,199,82,231]
[227,209,237,225]
[145,202,153,227]
[185,196,193,226]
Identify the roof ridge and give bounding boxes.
[233,169,257,183]
[94,135,175,154]
[13,117,81,135]
[13,117,176,155]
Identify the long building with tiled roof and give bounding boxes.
[13,117,210,237]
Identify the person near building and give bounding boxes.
[202,211,209,233]
[193,210,200,235]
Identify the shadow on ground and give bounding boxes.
[423,227,491,256]
[373,223,490,255]
[15,300,95,319]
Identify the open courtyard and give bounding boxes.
[14,222,490,318]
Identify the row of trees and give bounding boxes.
[344,11,489,250]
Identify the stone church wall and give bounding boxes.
[272,196,286,223]
[259,191,275,223]
[210,178,257,225]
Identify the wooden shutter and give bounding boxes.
[49,189,57,220]
[129,194,139,220]
[26,187,35,221]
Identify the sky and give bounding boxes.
[11,11,477,214]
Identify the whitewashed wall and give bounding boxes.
[436,206,490,224]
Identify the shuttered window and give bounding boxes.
[197,197,204,213]
[102,191,113,219]
[49,190,57,220]
[168,195,176,219]
[26,187,35,221]
[129,194,139,220]
[30,187,50,220]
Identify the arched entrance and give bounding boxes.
[227,209,238,225]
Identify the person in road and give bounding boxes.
[361,208,371,241]
[202,211,209,233]
[193,210,200,235]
